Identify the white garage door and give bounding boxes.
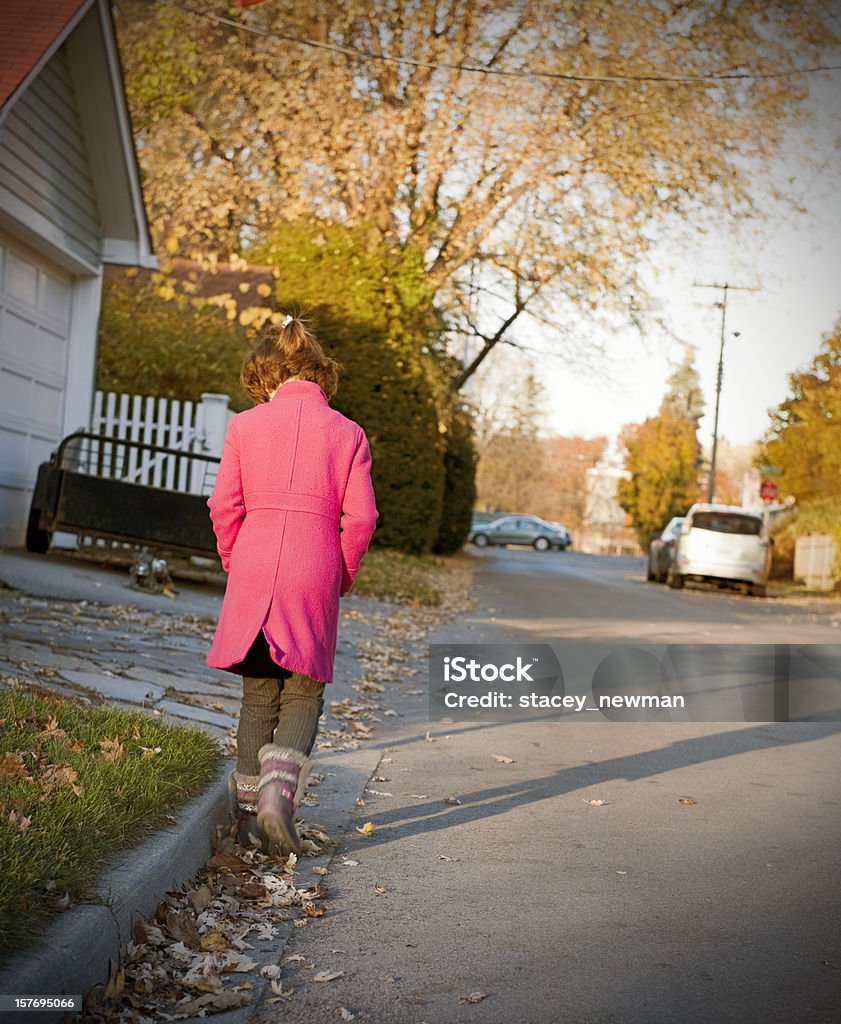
[0,230,73,546]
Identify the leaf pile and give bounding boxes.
[84,823,335,1022]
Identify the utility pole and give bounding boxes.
[693,282,759,503]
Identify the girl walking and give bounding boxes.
[206,315,378,856]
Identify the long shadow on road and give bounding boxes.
[354,720,841,848]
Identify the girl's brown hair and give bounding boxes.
[241,315,339,403]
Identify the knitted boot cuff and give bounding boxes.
[257,745,312,809]
[233,770,260,814]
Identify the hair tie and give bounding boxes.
[281,314,293,328]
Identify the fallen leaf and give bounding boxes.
[340,1008,355,1020]
[41,764,79,792]
[356,821,376,836]
[269,979,294,997]
[313,866,328,876]
[355,797,365,807]
[99,736,124,762]
[678,797,697,805]
[312,970,344,983]
[374,884,388,895]
[6,810,31,832]
[104,959,125,1000]
[492,754,515,764]
[443,796,462,806]
[163,908,201,950]
[221,953,260,972]
[238,881,267,899]
[261,964,282,979]
[425,732,436,742]
[583,799,608,807]
[205,850,251,874]
[188,884,214,913]
[437,854,460,862]
[340,859,359,867]
[283,954,306,964]
[140,746,162,758]
[304,903,326,918]
[199,928,229,952]
[459,991,487,1004]
[177,989,249,1015]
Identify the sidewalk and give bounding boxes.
[0,549,395,1020]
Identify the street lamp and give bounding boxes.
[707,324,740,503]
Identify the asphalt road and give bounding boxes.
[255,549,841,1024]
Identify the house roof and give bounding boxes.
[0,1,89,111]
[0,0,155,270]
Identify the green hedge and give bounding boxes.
[253,223,453,555]
[96,272,251,409]
[434,408,477,554]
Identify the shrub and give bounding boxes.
[96,271,252,410]
[434,408,477,555]
[252,223,452,554]
[770,496,841,580]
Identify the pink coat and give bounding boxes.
[206,380,378,683]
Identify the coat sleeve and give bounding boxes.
[339,428,378,595]
[207,417,245,573]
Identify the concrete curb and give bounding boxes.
[0,760,233,1020]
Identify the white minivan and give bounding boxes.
[667,503,772,597]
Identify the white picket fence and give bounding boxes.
[80,390,233,496]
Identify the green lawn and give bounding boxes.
[0,683,220,959]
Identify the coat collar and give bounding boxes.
[270,380,328,403]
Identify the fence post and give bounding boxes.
[197,393,232,458]
[191,393,232,495]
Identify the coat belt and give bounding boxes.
[246,490,340,519]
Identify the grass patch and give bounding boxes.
[0,682,220,960]
[353,549,471,606]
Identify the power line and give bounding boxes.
[152,0,841,86]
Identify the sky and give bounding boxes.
[512,70,841,451]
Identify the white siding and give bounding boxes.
[0,46,101,267]
[0,231,74,546]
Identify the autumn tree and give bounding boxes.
[759,321,841,501]
[618,411,700,544]
[661,346,704,426]
[541,436,609,530]
[618,352,705,541]
[114,0,841,385]
[474,369,548,513]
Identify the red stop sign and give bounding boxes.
[760,479,779,502]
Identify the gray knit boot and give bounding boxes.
[256,745,311,858]
[228,770,267,851]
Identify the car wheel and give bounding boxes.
[25,507,51,554]
[533,536,550,551]
[473,533,489,547]
[666,569,684,590]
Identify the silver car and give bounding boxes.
[647,516,685,583]
[469,514,569,551]
[667,503,771,597]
